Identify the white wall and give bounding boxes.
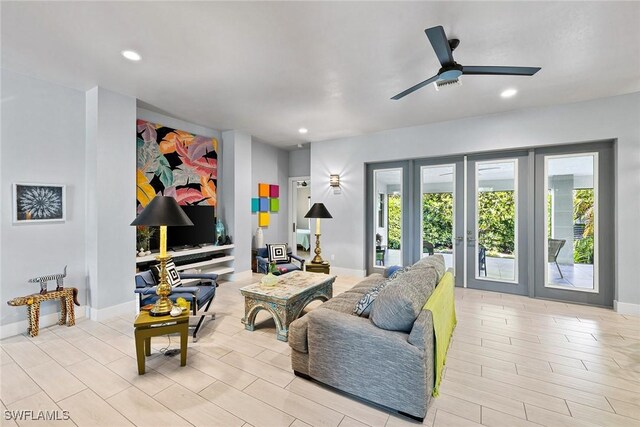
[311,92,640,309]
[1,69,87,327]
[289,147,310,178]
[251,139,289,245]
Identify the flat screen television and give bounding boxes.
[149,205,216,250]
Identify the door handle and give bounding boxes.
[455,236,463,243]
[293,223,296,232]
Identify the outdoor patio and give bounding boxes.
[381,250,594,289]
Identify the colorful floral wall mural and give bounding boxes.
[136,119,218,210]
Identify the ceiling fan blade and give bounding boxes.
[425,26,455,66]
[462,66,541,76]
[391,75,440,100]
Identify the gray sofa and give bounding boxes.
[288,255,447,421]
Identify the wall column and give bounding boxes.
[221,130,252,278]
[85,87,137,319]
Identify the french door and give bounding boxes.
[414,158,464,287]
[533,142,614,306]
[366,162,413,270]
[367,153,529,294]
[466,152,530,295]
[366,142,613,306]
[366,160,462,279]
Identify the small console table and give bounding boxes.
[134,306,190,375]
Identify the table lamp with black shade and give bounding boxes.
[131,196,193,316]
[304,203,333,264]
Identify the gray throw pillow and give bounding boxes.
[370,267,438,332]
[411,254,445,283]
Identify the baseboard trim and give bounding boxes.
[330,267,366,278]
[90,299,136,321]
[0,305,88,339]
[614,300,640,316]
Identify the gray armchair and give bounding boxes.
[255,247,305,274]
[134,270,217,340]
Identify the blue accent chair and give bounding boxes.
[134,270,217,340]
[255,247,305,274]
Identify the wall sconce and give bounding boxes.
[330,174,341,194]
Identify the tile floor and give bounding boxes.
[1,273,639,427]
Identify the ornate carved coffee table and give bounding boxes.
[240,271,335,341]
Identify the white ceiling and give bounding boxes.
[2,2,639,148]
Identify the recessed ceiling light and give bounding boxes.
[298,128,308,134]
[501,88,517,98]
[121,50,142,61]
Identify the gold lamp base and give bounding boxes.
[312,233,324,264]
[149,255,174,317]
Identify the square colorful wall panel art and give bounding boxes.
[258,183,270,198]
[252,183,279,227]
[259,198,269,212]
[258,212,270,227]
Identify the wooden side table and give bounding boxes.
[133,306,190,375]
[306,261,330,274]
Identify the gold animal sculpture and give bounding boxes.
[7,288,80,337]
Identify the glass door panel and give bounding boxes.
[475,160,517,282]
[373,168,403,269]
[467,152,529,295]
[544,153,598,292]
[421,165,456,271]
[534,142,613,306]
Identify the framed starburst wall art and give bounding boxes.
[12,183,66,223]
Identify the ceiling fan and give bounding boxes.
[391,26,541,100]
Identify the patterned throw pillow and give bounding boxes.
[353,280,392,317]
[267,243,290,264]
[154,260,182,288]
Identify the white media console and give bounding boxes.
[135,244,235,279]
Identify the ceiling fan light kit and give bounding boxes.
[392,25,541,100]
